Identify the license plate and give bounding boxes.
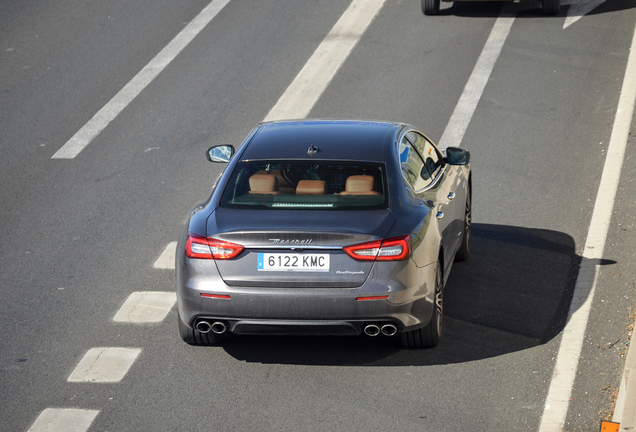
[257,253,330,272]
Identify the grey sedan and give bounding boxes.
[176,120,471,348]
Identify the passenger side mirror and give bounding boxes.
[206,145,235,163]
[445,147,470,165]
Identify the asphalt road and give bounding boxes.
[1,0,635,431]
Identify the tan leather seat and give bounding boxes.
[340,175,380,195]
[254,169,295,194]
[249,174,280,194]
[296,180,327,195]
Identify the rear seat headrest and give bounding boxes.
[249,174,279,194]
[341,175,380,195]
[296,180,327,195]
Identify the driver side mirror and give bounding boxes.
[206,145,235,163]
[444,147,470,165]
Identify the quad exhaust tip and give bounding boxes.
[364,324,381,336]
[364,323,398,337]
[381,324,398,336]
[196,320,227,334]
[211,321,227,334]
[364,323,397,337]
[195,320,212,333]
[199,320,392,337]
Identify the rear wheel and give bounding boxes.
[454,181,471,262]
[421,0,440,15]
[542,0,560,15]
[178,312,222,345]
[399,261,443,348]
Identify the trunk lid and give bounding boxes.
[208,208,395,288]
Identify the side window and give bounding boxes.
[398,137,431,191]
[406,132,444,181]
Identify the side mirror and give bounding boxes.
[206,145,235,163]
[445,147,470,165]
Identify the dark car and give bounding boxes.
[176,120,471,348]
[421,0,559,16]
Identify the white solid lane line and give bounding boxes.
[438,4,516,149]
[538,17,636,432]
[113,291,176,323]
[51,0,231,159]
[27,409,99,432]
[154,241,177,269]
[264,0,387,122]
[67,347,142,383]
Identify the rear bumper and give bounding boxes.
[177,290,432,334]
[176,243,438,336]
[177,278,435,337]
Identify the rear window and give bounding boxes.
[220,160,387,210]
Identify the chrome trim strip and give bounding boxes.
[244,245,343,250]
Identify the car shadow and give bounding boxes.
[220,223,612,366]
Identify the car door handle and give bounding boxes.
[436,211,444,219]
[447,192,455,200]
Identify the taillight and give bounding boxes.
[343,235,411,261]
[185,233,244,260]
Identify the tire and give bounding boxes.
[454,181,471,262]
[399,261,443,348]
[178,312,222,345]
[421,0,440,15]
[542,0,560,15]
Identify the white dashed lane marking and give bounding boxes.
[153,241,177,269]
[27,408,99,432]
[264,0,387,121]
[113,291,176,323]
[67,347,142,383]
[38,1,389,431]
[438,4,515,149]
[51,0,231,159]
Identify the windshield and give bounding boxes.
[219,160,387,210]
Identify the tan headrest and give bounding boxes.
[340,175,380,195]
[296,180,326,195]
[249,174,279,194]
[346,175,374,192]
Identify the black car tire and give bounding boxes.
[542,0,560,15]
[399,261,443,348]
[421,0,440,15]
[454,181,471,262]
[178,312,222,345]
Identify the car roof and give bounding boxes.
[239,120,403,162]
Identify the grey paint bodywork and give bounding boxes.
[176,120,470,338]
